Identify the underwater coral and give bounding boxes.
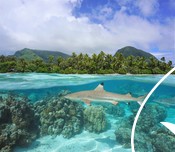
[0,94,39,152]
[150,125,175,152]
[93,102,126,117]
[1,90,174,152]
[34,95,84,139]
[84,106,107,133]
[115,103,175,152]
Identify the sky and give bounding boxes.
[0,0,174,62]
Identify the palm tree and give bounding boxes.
[57,56,63,66]
[149,57,157,68]
[18,58,27,72]
[104,54,113,69]
[168,60,172,67]
[160,57,165,62]
[0,55,6,62]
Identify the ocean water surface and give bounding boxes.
[0,73,175,152]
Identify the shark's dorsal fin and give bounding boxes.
[95,83,104,91]
[126,92,132,97]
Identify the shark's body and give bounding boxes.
[65,83,145,105]
[161,122,175,135]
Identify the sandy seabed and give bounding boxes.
[13,108,175,152]
[14,115,131,152]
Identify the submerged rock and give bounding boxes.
[0,95,39,152]
[84,106,107,133]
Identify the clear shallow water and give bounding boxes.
[0,73,175,90]
[0,73,175,152]
[1,73,175,102]
[14,117,132,152]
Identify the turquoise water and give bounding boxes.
[0,73,175,103]
[0,73,175,152]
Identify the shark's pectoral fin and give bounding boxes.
[137,95,146,106]
[137,101,142,105]
[111,101,118,105]
[83,99,91,106]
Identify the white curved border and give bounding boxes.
[160,122,175,135]
[131,67,175,152]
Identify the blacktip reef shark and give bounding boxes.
[161,122,175,135]
[65,83,145,105]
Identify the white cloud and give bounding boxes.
[151,51,175,62]
[0,0,82,51]
[81,5,114,24]
[157,19,175,50]
[0,0,174,62]
[135,0,159,17]
[104,10,175,53]
[116,0,132,7]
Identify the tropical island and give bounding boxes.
[0,46,173,74]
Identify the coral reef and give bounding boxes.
[115,119,132,148]
[0,94,39,152]
[1,89,174,152]
[115,118,154,151]
[0,90,110,151]
[132,103,167,133]
[115,103,171,152]
[35,96,84,138]
[84,106,107,133]
[150,125,175,152]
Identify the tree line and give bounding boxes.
[0,51,173,74]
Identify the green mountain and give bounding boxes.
[14,48,70,62]
[115,46,157,59]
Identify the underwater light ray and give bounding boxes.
[131,67,175,152]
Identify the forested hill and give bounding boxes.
[14,48,70,62]
[0,46,173,74]
[115,46,157,60]
[13,46,156,62]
